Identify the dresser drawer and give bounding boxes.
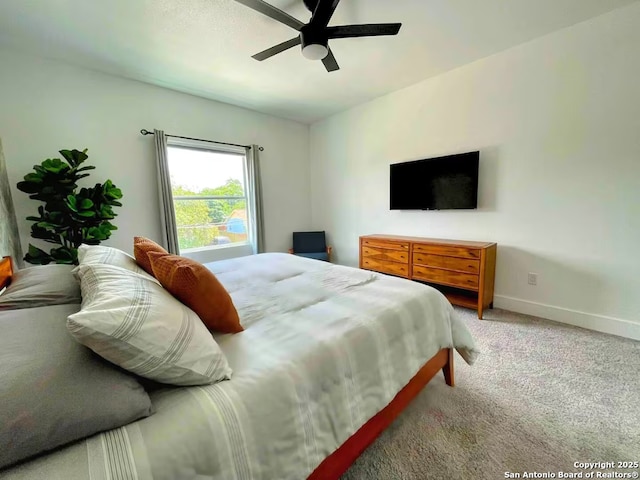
[413,253,480,274]
[412,265,479,290]
[361,239,409,251]
[413,243,480,259]
[362,246,409,264]
[361,258,409,278]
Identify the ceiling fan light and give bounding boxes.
[302,43,328,60]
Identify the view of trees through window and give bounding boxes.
[167,145,249,251]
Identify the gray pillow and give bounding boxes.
[0,304,153,469]
[0,264,80,310]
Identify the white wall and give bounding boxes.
[310,3,640,339]
[0,49,311,261]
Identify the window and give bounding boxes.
[166,140,251,253]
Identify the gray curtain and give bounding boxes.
[154,129,179,254]
[0,138,24,268]
[246,145,264,254]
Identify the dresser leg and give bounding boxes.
[477,304,484,320]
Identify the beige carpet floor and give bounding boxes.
[341,307,640,480]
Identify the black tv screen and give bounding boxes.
[390,151,479,210]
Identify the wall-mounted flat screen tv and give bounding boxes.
[390,151,479,210]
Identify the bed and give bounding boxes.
[0,251,478,480]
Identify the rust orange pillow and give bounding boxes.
[147,252,243,334]
[133,237,168,276]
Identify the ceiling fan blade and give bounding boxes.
[326,23,402,39]
[322,48,339,72]
[234,0,304,31]
[252,37,301,61]
[310,0,341,28]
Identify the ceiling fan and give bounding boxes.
[234,0,402,72]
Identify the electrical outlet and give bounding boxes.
[528,272,538,286]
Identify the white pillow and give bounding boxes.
[77,244,157,282]
[67,263,232,386]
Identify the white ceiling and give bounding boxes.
[0,0,636,123]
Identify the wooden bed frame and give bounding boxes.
[308,347,454,480]
[0,256,12,291]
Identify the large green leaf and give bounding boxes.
[102,180,123,200]
[77,210,96,218]
[36,221,61,229]
[41,158,70,174]
[24,173,44,183]
[16,180,42,194]
[99,204,114,218]
[85,224,113,242]
[24,244,53,265]
[59,149,88,167]
[31,224,61,243]
[49,246,77,264]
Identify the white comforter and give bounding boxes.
[1,253,478,480]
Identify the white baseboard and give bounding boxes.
[493,295,640,341]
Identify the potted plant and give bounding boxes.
[17,148,123,265]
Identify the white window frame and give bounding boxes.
[166,137,255,262]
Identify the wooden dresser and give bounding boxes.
[359,234,497,319]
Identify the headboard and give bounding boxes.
[0,256,12,291]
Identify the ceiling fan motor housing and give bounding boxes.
[300,24,329,60]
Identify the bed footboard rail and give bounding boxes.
[307,347,454,480]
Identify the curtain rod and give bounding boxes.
[140,129,264,151]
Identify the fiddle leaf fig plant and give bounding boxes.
[17,149,123,265]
